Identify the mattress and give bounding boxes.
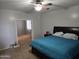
[32,36,79,59]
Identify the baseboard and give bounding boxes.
[11,44,20,48]
[0,47,10,51]
[0,44,20,51]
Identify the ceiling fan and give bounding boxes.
[27,0,66,11]
[27,0,53,11]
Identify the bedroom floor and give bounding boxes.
[0,35,39,59]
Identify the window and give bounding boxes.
[26,20,32,30]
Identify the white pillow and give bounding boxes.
[63,33,78,40]
[53,32,64,37]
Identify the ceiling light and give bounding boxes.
[34,4,42,11]
[27,0,33,3]
[41,1,48,5]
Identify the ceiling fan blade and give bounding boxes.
[36,0,43,3]
[43,2,68,9]
[52,4,68,9]
[36,0,41,2]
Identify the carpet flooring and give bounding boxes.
[0,35,39,59]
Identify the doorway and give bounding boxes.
[16,20,32,47]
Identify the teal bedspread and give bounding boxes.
[32,36,79,59]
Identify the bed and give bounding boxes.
[31,26,79,59]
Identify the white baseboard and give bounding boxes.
[11,44,20,48]
[0,47,10,51]
[0,44,20,51]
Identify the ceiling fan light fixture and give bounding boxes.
[41,1,48,5]
[34,4,42,11]
[27,0,34,3]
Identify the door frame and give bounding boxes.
[15,20,32,44]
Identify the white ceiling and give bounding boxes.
[0,0,79,12]
[0,0,34,12]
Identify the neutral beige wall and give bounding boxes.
[31,12,41,39]
[0,9,41,49]
[41,5,79,34]
[0,10,17,49]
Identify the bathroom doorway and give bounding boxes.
[16,20,32,47]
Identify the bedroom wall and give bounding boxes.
[0,9,41,49]
[31,12,41,39]
[41,5,79,35]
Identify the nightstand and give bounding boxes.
[44,34,52,37]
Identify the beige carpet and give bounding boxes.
[0,36,39,59]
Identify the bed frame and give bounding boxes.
[32,26,79,59]
[53,26,79,37]
[32,47,52,59]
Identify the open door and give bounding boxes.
[16,20,32,47]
